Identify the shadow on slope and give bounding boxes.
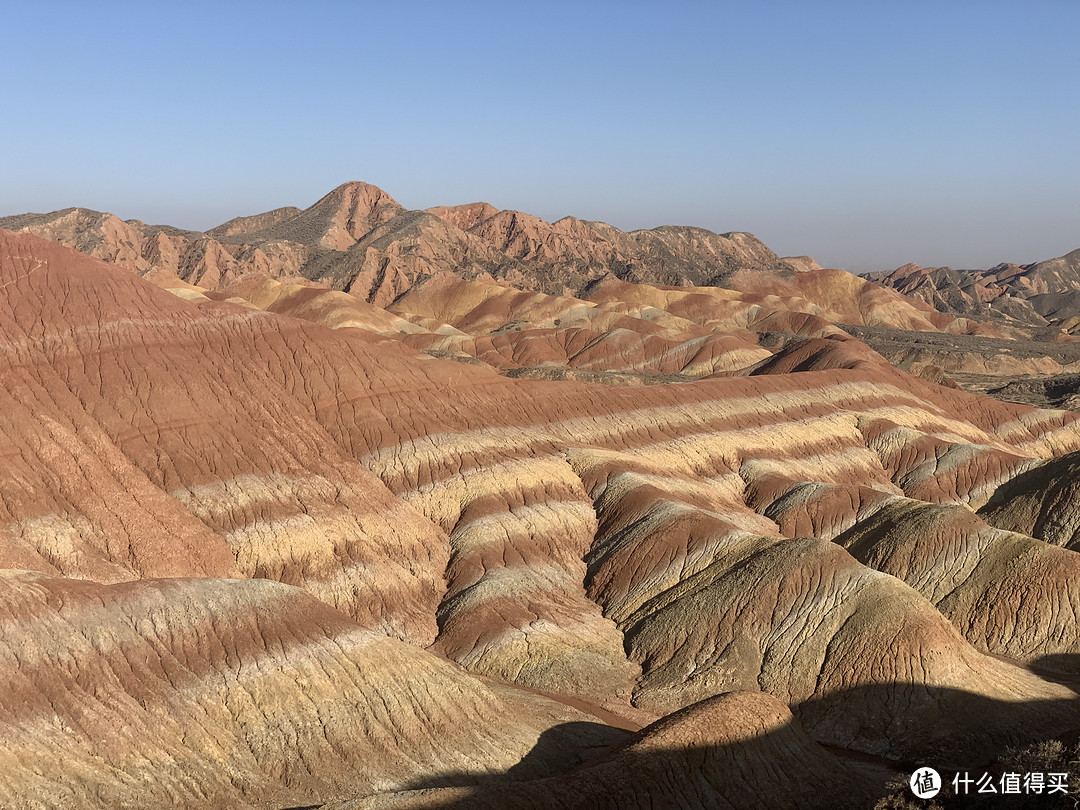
[1030,655,1080,690]
[320,681,1080,809]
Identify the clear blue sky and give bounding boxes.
[2,1,1077,271]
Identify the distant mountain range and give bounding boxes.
[5,182,1075,342]
[865,249,1080,338]
[0,181,799,307]
[2,180,1025,344]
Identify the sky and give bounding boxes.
[1,1,1077,272]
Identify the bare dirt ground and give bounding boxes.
[843,324,1080,410]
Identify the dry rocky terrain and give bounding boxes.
[2,183,1080,808]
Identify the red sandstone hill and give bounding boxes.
[4,215,1080,807]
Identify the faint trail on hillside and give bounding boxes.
[0,257,47,291]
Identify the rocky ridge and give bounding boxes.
[865,249,1080,337]
[0,181,1004,337]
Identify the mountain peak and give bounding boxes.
[266,182,404,251]
[319,180,400,205]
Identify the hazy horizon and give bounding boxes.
[2,1,1076,274]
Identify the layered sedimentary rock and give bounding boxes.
[838,498,1080,670]
[208,275,428,336]
[6,223,1080,807]
[0,571,619,809]
[345,332,1080,760]
[584,275,976,340]
[561,444,1078,761]
[384,275,772,379]
[978,450,1080,549]
[0,229,449,643]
